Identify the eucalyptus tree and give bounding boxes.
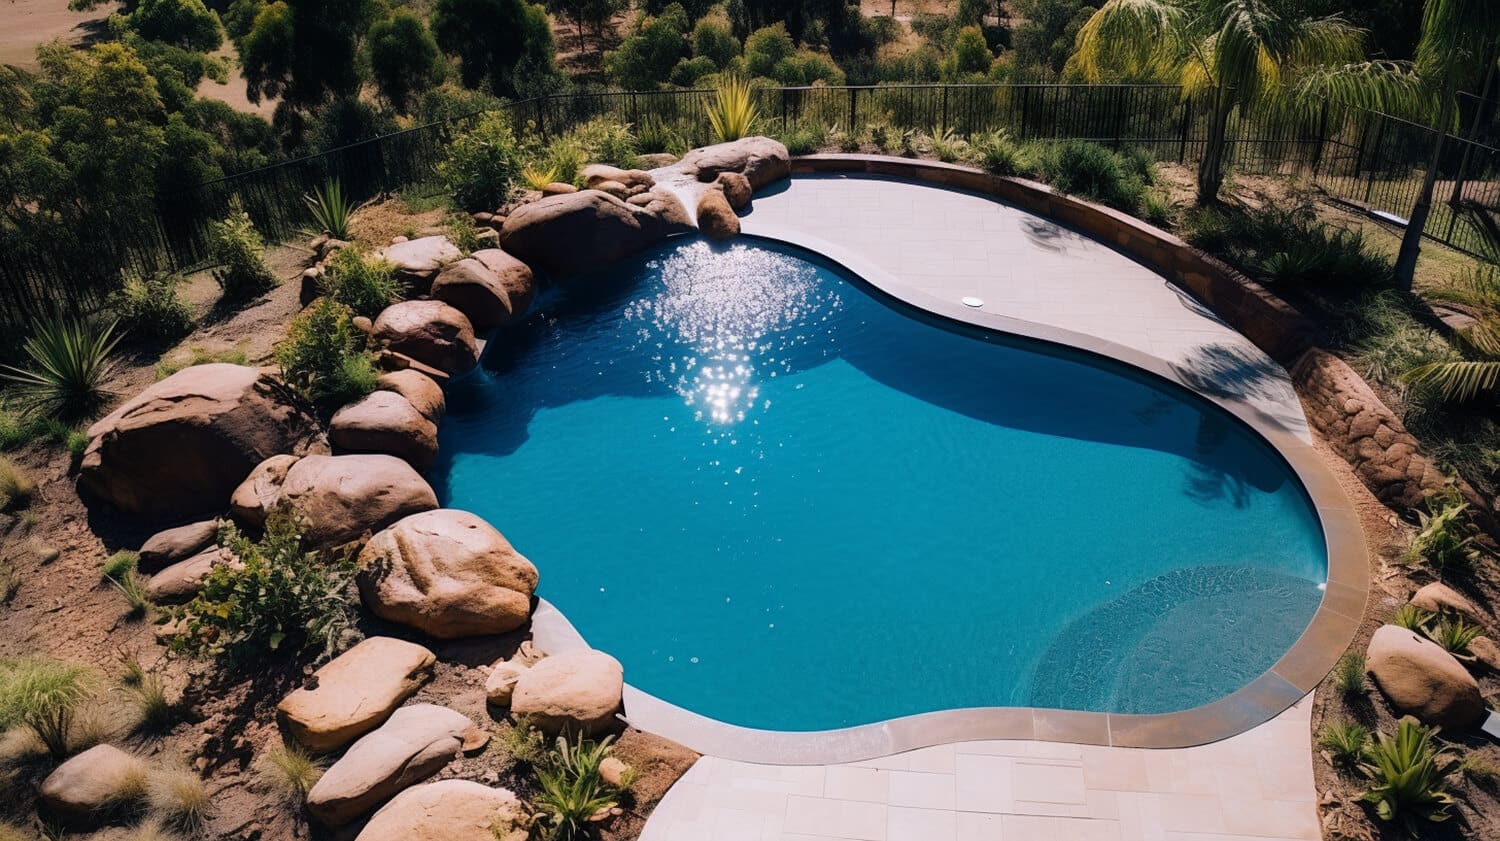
[1066,0,1364,205]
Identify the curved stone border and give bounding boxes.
[519,160,1368,763]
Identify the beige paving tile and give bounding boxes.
[785,796,888,841]
[887,769,956,810]
[825,766,890,803]
[888,806,958,841]
[1011,760,1087,804]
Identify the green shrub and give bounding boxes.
[321,248,401,318]
[254,742,325,801]
[1319,719,1370,768]
[974,130,1024,176]
[274,298,376,409]
[1423,614,1482,654]
[706,77,759,145]
[112,275,193,345]
[922,125,968,163]
[0,315,122,423]
[208,206,279,301]
[1361,718,1459,833]
[569,119,640,170]
[1139,192,1175,228]
[166,515,359,666]
[1392,603,1434,631]
[440,112,524,211]
[540,139,589,187]
[1332,652,1366,699]
[501,718,548,767]
[1182,201,1393,290]
[0,457,33,512]
[636,117,687,156]
[534,734,628,840]
[1038,141,1145,213]
[0,658,97,759]
[65,430,90,462]
[445,215,481,255]
[777,126,823,156]
[302,178,362,241]
[1399,489,1477,573]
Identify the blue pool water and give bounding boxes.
[433,239,1328,731]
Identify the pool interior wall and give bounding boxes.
[433,238,1329,732]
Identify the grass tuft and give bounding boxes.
[1332,652,1366,699]
[1318,719,1370,769]
[0,458,34,512]
[103,551,139,581]
[253,742,325,801]
[146,766,212,832]
[0,658,97,759]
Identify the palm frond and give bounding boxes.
[1286,16,1366,68]
[1405,359,1500,402]
[1067,0,1188,83]
[1288,60,1428,122]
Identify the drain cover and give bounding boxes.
[961,296,984,308]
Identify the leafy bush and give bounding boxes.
[439,112,524,211]
[0,457,33,511]
[1392,604,1434,631]
[1182,202,1392,290]
[501,717,548,767]
[0,315,123,423]
[541,139,588,187]
[274,298,377,409]
[166,516,359,667]
[321,248,401,319]
[534,734,628,840]
[566,119,639,171]
[777,126,823,156]
[1333,652,1366,699]
[1424,615,1482,654]
[1398,489,1477,573]
[208,206,279,301]
[112,275,193,345]
[1139,192,1175,227]
[1319,720,1370,768]
[922,126,968,163]
[706,76,760,144]
[0,658,97,759]
[253,742,326,801]
[974,130,1025,176]
[302,178,361,241]
[1037,141,1145,213]
[635,117,687,156]
[1361,718,1459,833]
[445,215,481,255]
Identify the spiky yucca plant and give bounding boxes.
[0,315,122,423]
[706,76,760,144]
[534,734,626,840]
[303,178,363,241]
[1361,718,1460,833]
[521,165,560,191]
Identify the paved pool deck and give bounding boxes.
[637,175,1324,840]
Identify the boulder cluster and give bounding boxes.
[52,135,789,836]
[1365,582,1497,730]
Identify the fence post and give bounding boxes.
[1019,87,1029,140]
[781,88,788,131]
[1364,116,1386,204]
[1310,103,1329,178]
[848,87,857,133]
[535,98,547,141]
[1178,95,1191,162]
[941,86,949,135]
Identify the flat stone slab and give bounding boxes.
[278,637,436,751]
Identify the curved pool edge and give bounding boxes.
[516,197,1368,760]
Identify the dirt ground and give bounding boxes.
[0,0,111,68]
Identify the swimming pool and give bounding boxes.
[433,238,1328,732]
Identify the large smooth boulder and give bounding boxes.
[39,745,147,819]
[1410,583,1487,625]
[330,392,438,470]
[229,453,300,525]
[1366,624,1485,729]
[356,781,527,841]
[511,650,624,736]
[716,171,752,210]
[278,637,436,751]
[378,236,463,291]
[431,250,536,330]
[138,519,218,572]
[372,301,480,376]
[677,136,791,190]
[358,510,538,639]
[499,190,693,277]
[308,704,480,826]
[697,189,739,240]
[80,365,321,518]
[375,370,445,422]
[144,547,233,605]
[485,660,528,706]
[230,454,438,547]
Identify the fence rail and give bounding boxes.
[4,83,1498,324]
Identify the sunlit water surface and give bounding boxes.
[433,239,1327,731]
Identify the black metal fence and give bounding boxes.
[4,83,1498,325]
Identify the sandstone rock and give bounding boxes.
[598,757,630,788]
[1366,624,1485,729]
[582,165,654,191]
[716,172,752,210]
[378,236,463,292]
[330,392,438,470]
[375,370,446,422]
[511,650,623,735]
[431,250,536,330]
[637,152,680,169]
[377,350,451,384]
[263,454,439,547]
[485,661,528,706]
[1410,583,1487,625]
[1293,349,1493,529]
[356,780,526,841]
[1469,636,1500,672]
[308,705,480,826]
[697,189,739,239]
[39,745,147,819]
[542,182,577,196]
[499,190,693,277]
[358,510,538,639]
[80,365,321,518]
[138,520,218,572]
[678,137,791,189]
[372,301,480,376]
[144,547,233,605]
[278,637,436,751]
[229,453,300,526]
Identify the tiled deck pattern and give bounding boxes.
[642,696,1319,841]
[741,175,1311,441]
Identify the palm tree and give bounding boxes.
[1066,0,1364,205]
[1406,205,1500,400]
[1296,0,1500,291]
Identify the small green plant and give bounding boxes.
[0,658,97,759]
[102,551,139,581]
[635,117,686,156]
[706,76,760,144]
[209,205,280,301]
[1360,718,1460,833]
[1399,489,1478,572]
[1139,192,1175,227]
[253,742,326,801]
[131,673,173,733]
[146,766,211,832]
[303,178,362,241]
[1333,652,1367,699]
[154,346,249,380]
[974,130,1024,176]
[522,165,560,191]
[777,126,822,156]
[321,249,401,319]
[119,653,146,687]
[0,558,17,604]
[1424,614,1483,654]
[542,139,588,187]
[533,734,625,840]
[440,113,524,211]
[501,717,548,767]
[112,276,193,346]
[0,457,33,512]
[568,119,639,170]
[1392,603,1434,631]
[445,215,481,255]
[924,125,966,163]
[0,315,123,424]
[1038,140,1145,213]
[108,568,151,620]
[1460,752,1500,789]
[275,298,377,409]
[167,515,359,666]
[1319,719,1370,768]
